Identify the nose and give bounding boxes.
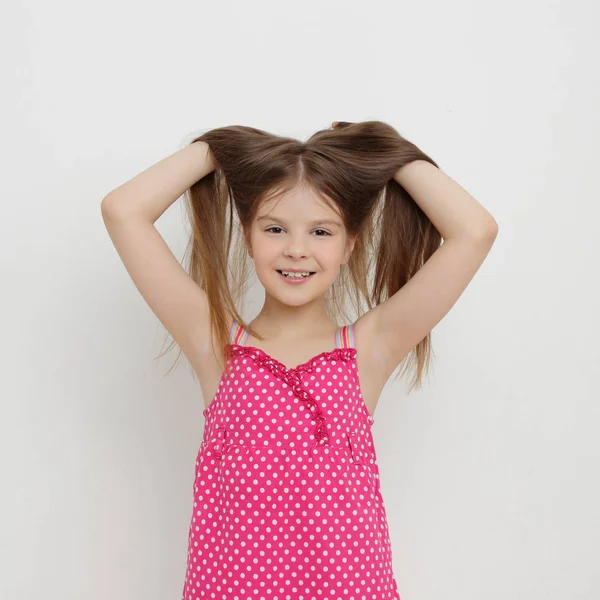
[283,233,310,259]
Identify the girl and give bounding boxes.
[101,121,498,600]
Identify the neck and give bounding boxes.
[249,309,338,342]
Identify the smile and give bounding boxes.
[275,270,316,284]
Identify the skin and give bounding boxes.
[102,133,498,414]
[243,184,356,344]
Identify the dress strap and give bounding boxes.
[232,320,354,348]
[335,323,355,348]
[229,320,249,346]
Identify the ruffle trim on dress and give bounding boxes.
[225,345,358,445]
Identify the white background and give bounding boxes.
[2,0,599,598]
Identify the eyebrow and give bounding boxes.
[257,216,342,227]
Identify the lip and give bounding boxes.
[275,269,315,285]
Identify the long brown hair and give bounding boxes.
[159,120,441,392]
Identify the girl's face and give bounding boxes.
[245,186,355,305]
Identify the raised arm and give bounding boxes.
[356,160,499,381]
[102,141,216,222]
[101,141,219,377]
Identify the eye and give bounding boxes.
[264,227,331,236]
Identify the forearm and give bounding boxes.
[101,141,216,223]
[393,160,497,240]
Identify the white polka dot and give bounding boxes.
[182,342,400,600]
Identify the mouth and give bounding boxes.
[275,269,316,280]
[275,269,315,285]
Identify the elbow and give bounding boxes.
[100,193,138,222]
[474,216,499,242]
[484,218,499,240]
[460,219,498,246]
[101,193,156,224]
[101,195,119,221]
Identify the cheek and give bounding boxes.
[250,241,280,266]
[253,238,277,256]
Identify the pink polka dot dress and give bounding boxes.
[181,320,401,600]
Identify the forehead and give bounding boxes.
[256,185,341,222]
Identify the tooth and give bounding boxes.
[282,271,310,278]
